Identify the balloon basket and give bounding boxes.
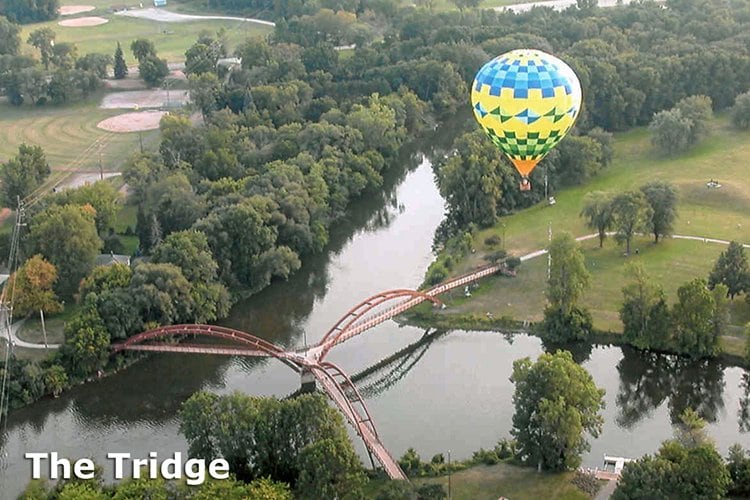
[519,178,531,191]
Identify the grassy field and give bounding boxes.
[429,116,750,352]
[16,305,79,345]
[367,463,588,500]
[20,2,272,65]
[0,96,161,171]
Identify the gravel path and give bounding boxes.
[114,7,275,26]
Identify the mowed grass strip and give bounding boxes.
[410,463,587,500]
[0,99,160,172]
[438,116,750,337]
[20,14,272,65]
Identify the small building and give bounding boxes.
[154,0,167,7]
[95,253,131,267]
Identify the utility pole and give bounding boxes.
[98,151,103,180]
[544,164,549,201]
[40,309,48,348]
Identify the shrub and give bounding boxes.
[572,470,602,496]
[505,256,521,271]
[484,234,502,247]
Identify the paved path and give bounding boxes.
[0,318,61,349]
[595,479,618,500]
[499,0,664,13]
[114,7,275,26]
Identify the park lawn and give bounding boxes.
[0,98,160,172]
[114,203,138,233]
[469,117,750,263]
[440,236,750,334]
[16,306,79,345]
[428,116,750,352]
[366,463,587,500]
[19,12,271,66]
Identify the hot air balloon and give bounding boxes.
[471,49,582,191]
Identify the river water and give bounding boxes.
[1,129,749,497]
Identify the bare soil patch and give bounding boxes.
[59,16,109,26]
[97,111,167,132]
[59,5,95,15]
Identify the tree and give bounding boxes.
[130,38,156,62]
[54,181,120,233]
[675,95,713,144]
[614,440,729,500]
[450,0,481,9]
[44,364,68,397]
[0,0,59,23]
[640,181,677,243]
[620,262,669,350]
[139,54,169,87]
[0,144,50,206]
[129,263,195,326]
[188,72,221,119]
[50,41,77,69]
[611,190,653,255]
[113,42,127,79]
[731,91,750,129]
[580,191,613,248]
[28,204,102,298]
[542,232,592,342]
[0,15,21,56]
[708,241,748,299]
[76,53,112,79]
[27,27,55,69]
[727,444,750,498]
[673,278,719,358]
[60,305,110,378]
[179,392,362,487]
[511,351,605,471]
[649,108,692,155]
[295,438,367,499]
[11,255,63,344]
[547,232,590,315]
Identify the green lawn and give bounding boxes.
[431,116,750,352]
[368,463,588,500]
[20,5,272,65]
[0,98,161,171]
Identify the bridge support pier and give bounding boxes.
[300,368,316,393]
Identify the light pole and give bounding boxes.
[502,223,507,251]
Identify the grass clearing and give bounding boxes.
[366,463,587,500]
[0,98,161,171]
[20,10,271,65]
[430,116,750,354]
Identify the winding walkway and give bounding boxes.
[0,318,61,349]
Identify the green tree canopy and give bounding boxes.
[0,15,21,55]
[60,305,110,378]
[511,351,605,471]
[11,254,62,318]
[611,190,653,255]
[113,42,127,79]
[731,91,750,129]
[708,241,748,299]
[673,278,720,358]
[620,262,669,350]
[640,181,677,243]
[0,144,50,207]
[28,204,102,298]
[580,191,613,248]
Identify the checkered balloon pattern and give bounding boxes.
[471,49,582,177]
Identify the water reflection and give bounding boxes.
[738,372,750,433]
[351,329,446,398]
[542,340,594,364]
[616,347,726,428]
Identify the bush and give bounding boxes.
[731,91,750,129]
[484,249,507,264]
[484,234,502,247]
[471,448,500,465]
[572,470,602,496]
[425,261,449,286]
[505,256,521,271]
[541,306,593,343]
[416,484,446,499]
[494,438,517,460]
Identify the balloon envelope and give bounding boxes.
[471,49,582,181]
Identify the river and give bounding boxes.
[1,128,749,497]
